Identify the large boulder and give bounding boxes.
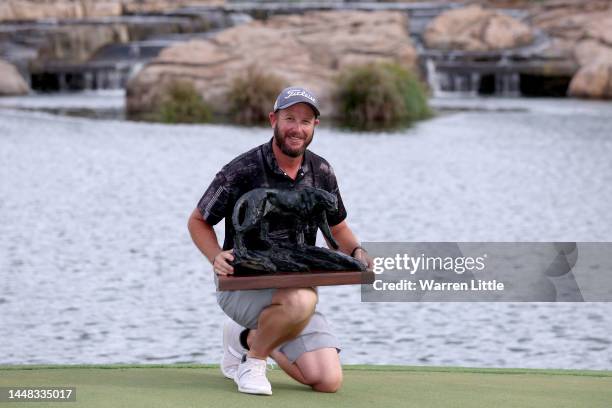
[568,63,612,99]
[574,39,612,67]
[424,5,534,51]
[531,1,612,59]
[126,10,418,117]
[0,0,121,20]
[531,0,612,41]
[0,0,223,21]
[0,60,30,96]
[531,2,612,98]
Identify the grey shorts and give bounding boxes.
[216,288,340,363]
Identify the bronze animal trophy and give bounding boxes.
[231,187,366,275]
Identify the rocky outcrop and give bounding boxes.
[0,1,119,20]
[569,63,612,99]
[33,24,130,64]
[424,1,612,98]
[0,60,30,96]
[574,39,612,68]
[126,10,417,117]
[0,0,223,21]
[424,5,534,51]
[122,0,222,13]
[530,0,612,41]
[531,1,612,98]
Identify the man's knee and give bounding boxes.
[298,350,343,393]
[311,372,343,393]
[272,288,317,320]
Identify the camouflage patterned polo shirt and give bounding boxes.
[197,138,347,250]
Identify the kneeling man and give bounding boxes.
[188,87,371,395]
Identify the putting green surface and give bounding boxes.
[1,364,611,408]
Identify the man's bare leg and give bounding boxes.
[247,326,342,393]
[269,350,307,383]
[295,348,342,392]
[269,348,342,393]
[247,287,317,360]
[233,288,316,395]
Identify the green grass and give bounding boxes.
[1,364,610,408]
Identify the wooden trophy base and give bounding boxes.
[217,270,375,291]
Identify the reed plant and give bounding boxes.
[333,62,431,130]
[225,66,286,125]
[156,80,212,124]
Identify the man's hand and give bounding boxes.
[213,249,235,276]
[353,248,373,272]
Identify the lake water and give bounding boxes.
[1,93,611,369]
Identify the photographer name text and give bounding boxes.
[372,279,504,291]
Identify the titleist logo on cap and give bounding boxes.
[284,89,316,103]
[274,86,320,117]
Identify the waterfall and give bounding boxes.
[496,73,520,97]
[426,58,442,98]
[426,57,482,96]
[128,62,145,82]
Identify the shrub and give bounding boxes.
[226,66,286,125]
[156,80,212,124]
[333,62,431,130]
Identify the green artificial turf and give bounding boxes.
[0,364,610,408]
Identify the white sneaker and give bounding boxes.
[234,355,272,395]
[221,319,248,379]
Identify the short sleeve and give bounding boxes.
[326,166,347,226]
[197,171,230,226]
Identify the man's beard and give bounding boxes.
[273,124,314,158]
